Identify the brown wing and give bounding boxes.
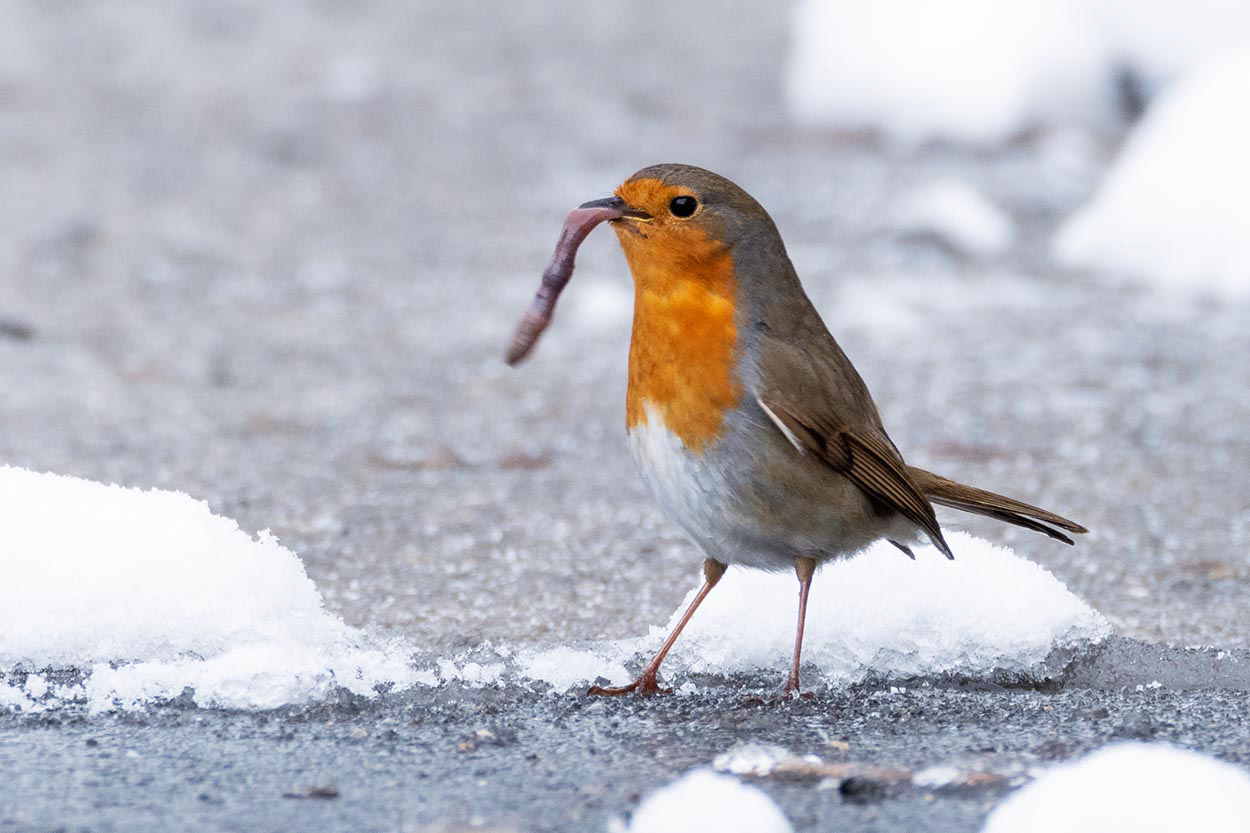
[749,281,953,557]
[749,278,1082,554]
[757,388,954,559]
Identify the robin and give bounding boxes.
[506,163,1086,697]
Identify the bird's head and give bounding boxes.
[594,163,776,266]
[505,163,785,365]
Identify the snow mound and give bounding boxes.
[983,743,1250,833]
[625,770,793,833]
[0,466,421,711]
[785,0,1112,145]
[1056,48,1250,296]
[649,532,1106,685]
[892,180,1015,257]
[466,532,1108,691]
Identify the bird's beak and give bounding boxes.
[578,196,652,221]
[505,196,648,366]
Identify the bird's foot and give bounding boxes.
[587,671,671,697]
[770,676,814,703]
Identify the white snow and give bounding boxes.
[713,743,799,777]
[982,743,1250,833]
[1055,48,1250,297]
[913,764,964,788]
[647,532,1106,685]
[0,466,420,711]
[625,770,793,833]
[515,645,630,692]
[488,531,1108,691]
[785,1,1250,146]
[0,683,28,709]
[892,180,1015,257]
[785,0,1113,145]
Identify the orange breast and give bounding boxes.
[617,226,741,451]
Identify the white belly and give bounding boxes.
[626,402,918,570]
[627,403,793,570]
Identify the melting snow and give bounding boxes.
[1056,48,1250,297]
[983,743,1250,833]
[0,466,420,711]
[623,769,793,833]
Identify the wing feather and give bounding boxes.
[756,392,953,559]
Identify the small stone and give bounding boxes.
[839,775,888,804]
[282,786,339,799]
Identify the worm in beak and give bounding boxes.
[504,196,648,366]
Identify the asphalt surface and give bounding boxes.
[3,1,1250,831]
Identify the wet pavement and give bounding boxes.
[3,1,1250,831]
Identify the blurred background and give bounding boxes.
[2,0,1250,654]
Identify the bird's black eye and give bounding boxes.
[669,196,698,218]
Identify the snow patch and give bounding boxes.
[913,764,964,788]
[0,683,28,709]
[649,532,1107,685]
[892,180,1015,257]
[515,645,630,692]
[624,770,793,833]
[1056,49,1250,296]
[983,743,1250,833]
[713,743,797,777]
[785,0,1112,145]
[0,466,420,711]
[469,532,1108,691]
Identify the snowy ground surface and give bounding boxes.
[4,1,1250,832]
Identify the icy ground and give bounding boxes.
[4,1,1250,832]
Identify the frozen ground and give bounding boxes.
[3,1,1250,831]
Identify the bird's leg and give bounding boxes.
[780,556,817,697]
[588,558,726,697]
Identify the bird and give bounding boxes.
[505,163,1086,697]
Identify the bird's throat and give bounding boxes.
[620,234,741,452]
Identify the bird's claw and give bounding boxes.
[586,673,671,697]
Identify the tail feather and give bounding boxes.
[908,467,1088,546]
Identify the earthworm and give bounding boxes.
[504,204,623,366]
